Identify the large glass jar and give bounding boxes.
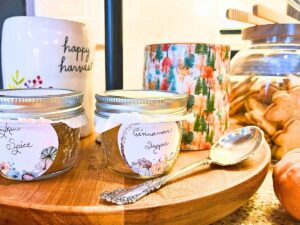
[230,24,300,161]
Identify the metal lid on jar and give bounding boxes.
[0,89,84,120]
[242,24,300,44]
[95,90,187,118]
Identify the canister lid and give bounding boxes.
[95,90,187,118]
[242,24,300,43]
[0,89,84,120]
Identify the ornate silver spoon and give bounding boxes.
[100,126,264,205]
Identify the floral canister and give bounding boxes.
[94,90,189,179]
[144,43,230,150]
[0,89,87,181]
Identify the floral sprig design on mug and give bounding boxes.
[8,70,44,89]
[144,43,230,150]
[8,70,43,89]
[8,70,25,89]
[24,75,43,88]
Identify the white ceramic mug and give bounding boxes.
[1,16,94,137]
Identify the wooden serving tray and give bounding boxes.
[0,134,271,225]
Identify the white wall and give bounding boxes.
[34,0,287,93]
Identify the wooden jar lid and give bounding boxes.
[242,23,300,41]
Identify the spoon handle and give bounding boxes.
[100,159,213,205]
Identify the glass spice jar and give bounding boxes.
[0,89,87,181]
[94,90,188,179]
[230,23,300,161]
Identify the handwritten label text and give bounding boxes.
[0,124,33,155]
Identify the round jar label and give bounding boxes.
[118,122,180,177]
[0,123,59,180]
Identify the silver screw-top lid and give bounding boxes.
[95,90,187,118]
[0,89,84,120]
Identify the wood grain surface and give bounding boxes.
[253,4,300,23]
[0,133,271,225]
[226,8,271,25]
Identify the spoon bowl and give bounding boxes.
[210,126,264,166]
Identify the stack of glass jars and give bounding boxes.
[230,24,300,160]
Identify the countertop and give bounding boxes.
[213,167,300,225]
